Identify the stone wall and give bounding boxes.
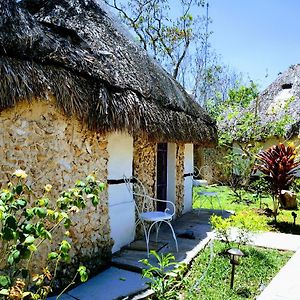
[194,145,229,183]
[0,98,113,286]
[133,135,156,210]
[175,143,185,217]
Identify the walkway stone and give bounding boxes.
[68,267,147,300]
[250,232,300,251]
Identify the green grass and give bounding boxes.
[193,185,300,234]
[180,240,293,300]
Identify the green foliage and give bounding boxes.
[0,170,105,299]
[254,142,300,219]
[181,240,292,299]
[219,143,262,202]
[211,81,296,146]
[210,211,268,245]
[194,184,300,234]
[249,177,270,208]
[140,250,187,300]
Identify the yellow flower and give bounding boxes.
[44,184,52,192]
[13,169,28,179]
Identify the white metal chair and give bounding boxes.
[193,166,209,187]
[193,166,223,211]
[123,175,178,256]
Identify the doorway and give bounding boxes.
[156,143,168,211]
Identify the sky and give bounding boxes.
[208,0,300,90]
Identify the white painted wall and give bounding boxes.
[107,132,135,253]
[183,144,194,213]
[167,143,176,214]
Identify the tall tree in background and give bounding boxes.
[105,0,206,80]
[105,0,244,107]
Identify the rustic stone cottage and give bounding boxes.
[196,64,300,182]
[0,0,217,275]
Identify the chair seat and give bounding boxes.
[140,211,172,222]
[193,179,208,187]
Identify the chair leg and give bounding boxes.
[140,220,150,256]
[163,221,179,252]
[146,221,160,257]
[155,221,162,243]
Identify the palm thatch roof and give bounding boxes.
[219,65,300,142]
[255,64,300,138]
[0,0,217,144]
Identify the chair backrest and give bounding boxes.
[194,165,214,183]
[123,175,152,215]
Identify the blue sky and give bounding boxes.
[208,0,300,90]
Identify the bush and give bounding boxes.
[0,170,105,299]
[210,211,268,245]
[254,142,300,220]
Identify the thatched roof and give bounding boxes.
[0,0,217,144]
[219,65,300,142]
[255,65,300,137]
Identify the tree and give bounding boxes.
[105,0,244,107]
[104,0,206,79]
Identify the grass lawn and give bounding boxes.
[180,240,293,300]
[193,185,300,234]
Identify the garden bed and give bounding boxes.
[179,240,293,299]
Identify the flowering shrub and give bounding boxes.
[0,170,105,299]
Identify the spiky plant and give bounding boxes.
[254,143,300,220]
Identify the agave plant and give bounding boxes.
[254,143,300,220]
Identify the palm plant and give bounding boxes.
[254,143,300,221]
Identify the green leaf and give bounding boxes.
[25,208,34,220]
[28,244,37,252]
[2,227,15,241]
[0,289,9,296]
[5,216,17,230]
[64,218,71,229]
[1,191,13,202]
[8,249,20,265]
[60,253,71,263]
[24,235,35,245]
[60,240,71,254]
[0,276,10,288]
[20,248,31,259]
[34,207,47,218]
[75,180,86,188]
[38,198,49,207]
[23,223,34,234]
[16,199,27,208]
[15,184,23,195]
[91,195,99,206]
[48,252,59,260]
[98,182,105,191]
[44,230,52,240]
[78,266,88,282]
